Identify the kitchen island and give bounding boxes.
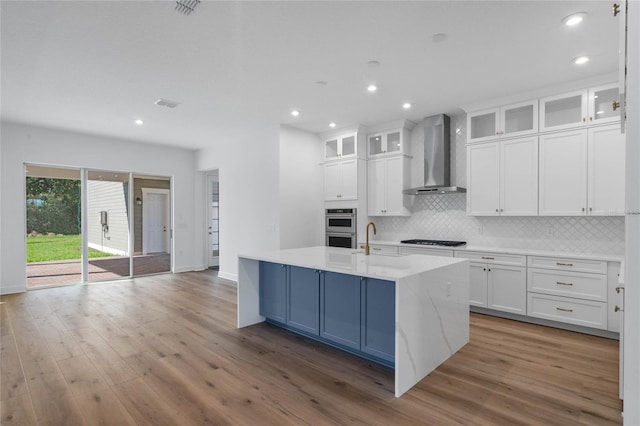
[237,246,470,397]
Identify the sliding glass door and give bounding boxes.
[25,164,173,288]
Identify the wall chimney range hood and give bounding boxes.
[404,114,466,195]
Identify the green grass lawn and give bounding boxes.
[27,234,115,263]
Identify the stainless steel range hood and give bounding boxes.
[403,114,466,195]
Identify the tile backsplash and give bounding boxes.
[372,114,625,255]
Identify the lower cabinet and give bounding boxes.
[287,266,320,335]
[259,262,395,365]
[466,262,526,314]
[259,262,287,323]
[360,278,395,362]
[320,272,361,349]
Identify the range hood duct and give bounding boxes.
[404,114,466,195]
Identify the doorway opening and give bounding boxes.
[133,176,172,276]
[206,171,219,269]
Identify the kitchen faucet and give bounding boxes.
[365,221,377,255]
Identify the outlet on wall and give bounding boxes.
[546,226,554,236]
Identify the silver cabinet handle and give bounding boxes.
[616,286,624,294]
[556,307,573,313]
[556,262,573,267]
[615,305,623,312]
[481,256,494,260]
[372,247,382,251]
[556,281,573,286]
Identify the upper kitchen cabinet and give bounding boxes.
[467,100,538,143]
[540,84,620,132]
[324,160,358,201]
[324,133,357,160]
[367,128,410,158]
[539,124,624,216]
[467,136,538,216]
[588,83,622,126]
[367,156,411,216]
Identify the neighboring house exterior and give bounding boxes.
[87,180,129,255]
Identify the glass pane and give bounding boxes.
[386,131,401,153]
[87,170,131,282]
[470,112,496,139]
[593,88,619,121]
[341,135,355,156]
[504,104,534,134]
[369,134,384,155]
[132,176,171,276]
[25,165,81,288]
[325,139,339,159]
[544,95,582,127]
[211,179,219,258]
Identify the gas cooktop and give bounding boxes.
[400,239,467,247]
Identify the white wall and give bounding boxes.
[196,125,281,281]
[0,122,199,294]
[279,125,323,249]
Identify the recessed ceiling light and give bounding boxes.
[432,33,448,43]
[329,122,336,128]
[291,110,300,117]
[367,84,377,92]
[402,103,412,109]
[562,12,587,26]
[574,56,589,65]
[134,119,144,126]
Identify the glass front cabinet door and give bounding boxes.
[588,83,621,126]
[540,90,588,132]
[324,133,357,160]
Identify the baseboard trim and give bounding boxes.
[1,284,26,295]
[173,266,196,273]
[218,271,238,282]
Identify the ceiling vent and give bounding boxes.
[155,98,181,109]
[175,0,200,16]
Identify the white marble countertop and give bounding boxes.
[364,240,623,262]
[239,246,467,280]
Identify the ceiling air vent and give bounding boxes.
[155,98,181,109]
[175,0,200,16]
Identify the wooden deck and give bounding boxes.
[26,254,171,288]
[1,270,622,425]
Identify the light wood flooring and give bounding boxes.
[1,270,622,425]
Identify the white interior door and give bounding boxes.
[143,189,170,254]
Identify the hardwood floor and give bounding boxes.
[1,270,622,425]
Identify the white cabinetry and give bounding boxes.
[527,256,609,330]
[324,133,357,160]
[540,84,621,132]
[398,246,454,257]
[467,100,538,143]
[467,136,538,216]
[539,124,625,216]
[538,130,588,215]
[455,251,527,314]
[588,125,626,215]
[368,128,410,158]
[367,156,410,216]
[324,160,357,201]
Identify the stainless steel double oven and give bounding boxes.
[325,208,357,248]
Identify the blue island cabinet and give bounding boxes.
[361,278,395,363]
[259,262,287,323]
[287,266,320,335]
[320,272,362,350]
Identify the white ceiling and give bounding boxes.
[1,1,619,151]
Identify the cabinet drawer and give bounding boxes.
[455,251,526,266]
[527,269,607,302]
[399,246,454,257]
[527,293,607,330]
[527,256,607,274]
[367,245,399,256]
